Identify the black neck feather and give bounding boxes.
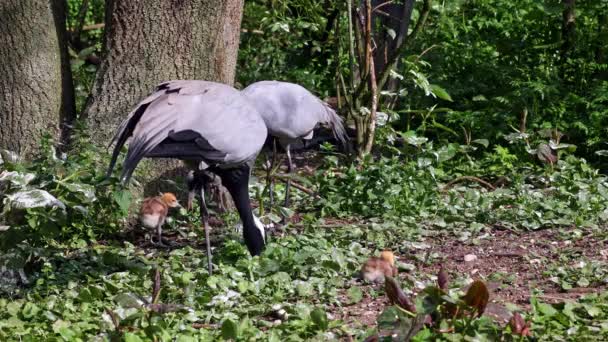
[216,164,265,256]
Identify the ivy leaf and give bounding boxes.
[124,332,144,342]
[472,139,490,148]
[347,286,363,304]
[6,190,65,210]
[113,190,132,216]
[61,182,96,203]
[221,319,239,340]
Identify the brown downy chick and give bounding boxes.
[140,192,180,247]
[360,251,398,283]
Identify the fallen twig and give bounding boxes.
[272,174,316,196]
[81,23,105,31]
[442,176,496,192]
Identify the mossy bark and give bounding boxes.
[0,0,74,157]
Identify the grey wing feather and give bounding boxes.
[107,80,267,184]
[242,81,348,145]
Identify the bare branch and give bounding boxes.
[372,1,394,13]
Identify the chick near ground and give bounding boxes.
[360,250,398,283]
[140,192,180,246]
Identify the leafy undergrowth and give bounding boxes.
[0,221,607,341]
[2,137,608,340]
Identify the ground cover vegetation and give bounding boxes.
[1,0,607,340]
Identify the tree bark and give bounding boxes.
[561,0,576,60]
[83,0,244,196]
[372,0,414,78]
[83,0,245,145]
[0,0,75,157]
[372,0,415,109]
[596,13,606,64]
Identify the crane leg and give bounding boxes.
[199,184,213,275]
[284,144,293,208]
[265,138,277,212]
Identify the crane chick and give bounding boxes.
[140,192,180,247]
[360,251,398,283]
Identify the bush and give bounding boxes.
[0,129,130,251]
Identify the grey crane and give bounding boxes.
[240,80,348,208]
[106,80,267,274]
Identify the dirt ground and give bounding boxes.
[330,227,608,331]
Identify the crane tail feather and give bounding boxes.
[323,103,349,146]
[106,103,151,179]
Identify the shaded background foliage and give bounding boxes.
[61,0,608,166]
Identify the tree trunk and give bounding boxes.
[83,0,244,196]
[372,0,414,109]
[83,0,244,144]
[0,0,75,157]
[597,14,606,61]
[372,0,414,78]
[561,0,576,60]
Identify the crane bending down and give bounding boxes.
[241,81,348,208]
[106,80,267,274]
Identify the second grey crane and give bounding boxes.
[106,80,267,274]
[241,80,348,208]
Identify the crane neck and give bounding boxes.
[217,165,265,256]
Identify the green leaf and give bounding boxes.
[430,84,453,102]
[472,139,490,148]
[113,190,132,216]
[114,293,144,308]
[536,302,558,317]
[21,302,40,319]
[78,46,97,59]
[347,286,363,304]
[124,332,145,342]
[61,182,97,203]
[221,319,239,340]
[6,190,66,210]
[310,308,328,330]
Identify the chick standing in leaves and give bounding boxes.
[360,250,398,282]
[140,192,181,247]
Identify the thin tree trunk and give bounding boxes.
[597,14,606,62]
[83,0,244,144]
[372,0,414,78]
[364,0,378,156]
[0,0,75,157]
[372,0,415,109]
[561,0,576,60]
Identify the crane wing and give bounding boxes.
[107,80,267,183]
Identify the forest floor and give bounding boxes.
[330,226,607,332]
